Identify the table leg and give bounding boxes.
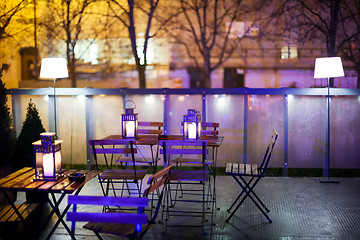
[42,186,84,240]
[45,192,75,240]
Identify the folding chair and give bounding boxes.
[89,139,148,197]
[67,165,173,240]
[201,122,219,137]
[201,122,220,201]
[114,121,163,173]
[160,140,214,234]
[225,128,278,223]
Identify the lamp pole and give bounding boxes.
[314,57,343,183]
[319,77,339,183]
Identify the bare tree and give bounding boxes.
[0,0,29,74]
[338,0,360,88]
[282,0,360,87]
[0,0,29,41]
[165,0,262,88]
[106,0,162,88]
[40,0,98,87]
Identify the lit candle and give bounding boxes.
[43,153,54,177]
[188,122,197,139]
[126,121,135,137]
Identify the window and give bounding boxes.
[224,68,244,88]
[281,46,298,59]
[187,67,206,88]
[74,39,99,64]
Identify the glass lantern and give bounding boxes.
[33,132,63,181]
[121,100,138,139]
[183,109,201,140]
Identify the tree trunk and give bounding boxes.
[138,64,146,89]
[327,0,341,87]
[69,58,76,88]
[203,48,211,88]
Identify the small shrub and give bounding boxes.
[13,100,45,171]
[0,76,16,168]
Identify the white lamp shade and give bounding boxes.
[314,57,344,79]
[39,58,69,79]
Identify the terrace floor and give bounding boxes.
[5,175,360,240]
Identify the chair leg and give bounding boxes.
[226,176,272,223]
[227,176,256,211]
[239,176,270,213]
[94,231,104,240]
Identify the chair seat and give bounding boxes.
[84,221,136,237]
[225,163,259,176]
[100,169,148,180]
[171,158,213,165]
[116,157,160,164]
[169,170,209,181]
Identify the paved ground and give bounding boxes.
[5,175,360,240]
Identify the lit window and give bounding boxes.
[281,46,298,59]
[74,39,99,64]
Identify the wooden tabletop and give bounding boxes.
[0,167,100,194]
[99,134,224,147]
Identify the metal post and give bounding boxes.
[319,78,339,183]
[202,93,206,122]
[243,94,248,164]
[284,95,289,176]
[163,91,170,135]
[85,95,93,170]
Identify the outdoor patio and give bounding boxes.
[5,174,360,240]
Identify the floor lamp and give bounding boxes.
[39,58,69,138]
[314,57,344,183]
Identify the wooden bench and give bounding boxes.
[0,202,39,223]
[67,165,173,239]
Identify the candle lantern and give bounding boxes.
[183,109,201,140]
[33,132,63,181]
[121,100,138,139]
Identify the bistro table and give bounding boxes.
[94,134,223,169]
[100,134,223,149]
[93,134,224,201]
[0,167,100,240]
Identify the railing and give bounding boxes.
[7,87,360,176]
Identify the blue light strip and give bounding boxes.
[7,87,360,96]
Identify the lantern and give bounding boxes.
[183,109,201,140]
[121,100,138,139]
[33,132,63,181]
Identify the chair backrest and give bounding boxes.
[137,121,163,135]
[67,164,173,237]
[260,128,278,174]
[201,122,219,136]
[143,164,173,223]
[89,139,137,170]
[159,140,208,166]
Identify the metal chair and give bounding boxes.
[67,165,173,240]
[89,139,148,197]
[115,121,163,173]
[160,139,214,234]
[225,128,278,223]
